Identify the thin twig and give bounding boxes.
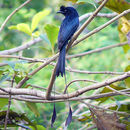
[15,54,58,88]
[4,74,15,130]
[0,0,32,33]
[80,101,129,115]
[0,37,42,55]
[67,42,128,59]
[67,68,125,75]
[64,79,97,94]
[79,12,117,21]
[105,85,130,97]
[73,9,130,46]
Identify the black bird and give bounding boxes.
[56,6,79,77]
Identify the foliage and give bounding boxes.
[0,0,129,129]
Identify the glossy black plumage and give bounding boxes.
[56,6,79,77]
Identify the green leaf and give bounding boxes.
[99,0,130,20]
[40,34,50,44]
[109,101,130,113]
[17,23,32,36]
[118,18,130,53]
[0,69,4,75]
[96,84,126,103]
[32,31,40,37]
[124,65,130,88]
[8,25,17,30]
[101,84,126,93]
[0,98,8,109]
[30,125,46,130]
[0,110,36,128]
[44,24,59,52]
[65,0,78,3]
[26,102,40,117]
[78,0,96,7]
[31,9,51,32]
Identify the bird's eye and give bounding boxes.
[64,9,67,12]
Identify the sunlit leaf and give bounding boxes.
[44,24,59,52]
[8,25,17,30]
[26,102,40,117]
[99,0,130,20]
[78,0,96,7]
[17,23,32,36]
[31,9,51,32]
[118,18,130,53]
[32,31,40,37]
[65,0,78,3]
[78,114,91,122]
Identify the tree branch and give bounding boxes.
[0,37,42,55]
[0,72,129,100]
[4,74,15,130]
[0,0,32,33]
[64,79,97,94]
[0,89,129,103]
[67,42,128,59]
[73,9,130,46]
[79,12,117,21]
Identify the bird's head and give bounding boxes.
[57,6,78,17]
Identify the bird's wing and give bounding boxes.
[58,18,79,50]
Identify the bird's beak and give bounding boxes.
[57,10,63,14]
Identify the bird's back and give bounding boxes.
[58,10,79,50]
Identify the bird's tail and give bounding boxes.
[56,46,66,77]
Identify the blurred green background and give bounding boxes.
[0,0,129,129]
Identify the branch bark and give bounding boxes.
[0,72,129,100]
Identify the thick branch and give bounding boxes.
[0,89,129,103]
[53,71,130,99]
[0,72,129,100]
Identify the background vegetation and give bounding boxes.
[0,0,130,129]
